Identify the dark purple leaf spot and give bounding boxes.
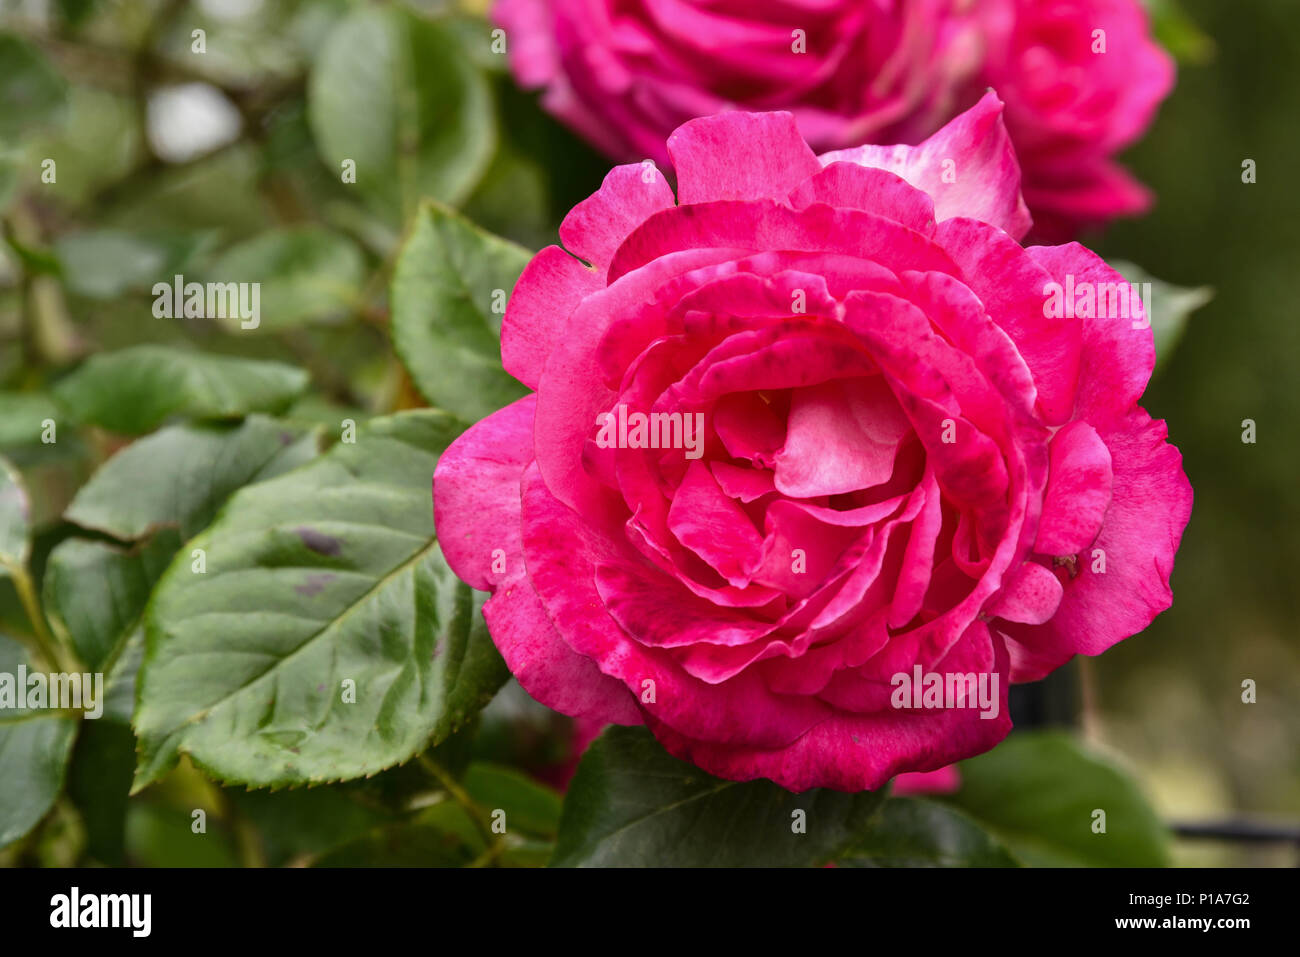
[297,527,342,556]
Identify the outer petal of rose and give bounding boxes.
[892,765,961,796]
[610,199,957,284]
[432,394,641,724]
[483,575,642,724]
[820,92,1032,240]
[667,111,821,205]
[650,623,1012,792]
[501,245,601,390]
[559,162,676,277]
[936,217,1080,426]
[433,395,537,591]
[1001,408,1192,681]
[1035,420,1113,556]
[787,163,936,235]
[1025,242,1156,427]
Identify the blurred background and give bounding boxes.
[0,0,1295,866]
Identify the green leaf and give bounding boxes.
[0,393,64,450]
[43,532,180,673]
[838,797,1020,867]
[54,229,213,300]
[463,761,562,839]
[133,409,509,791]
[0,34,68,140]
[391,201,530,421]
[1111,260,1213,374]
[0,457,30,570]
[0,634,79,849]
[204,226,366,331]
[311,801,483,867]
[53,346,310,434]
[101,629,143,726]
[124,802,239,868]
[65,416,321,541]
[551,726,888,867]
[307,6,495,218]
[229,785,392,867]
[945,730,1171,867]
[47,418,319,681]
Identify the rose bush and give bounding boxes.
[494,0,1172,237]
[433,94,1191,792]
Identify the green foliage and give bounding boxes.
[552,726,888,867]
[133,410,508,790]
[53,347,309,434]
[945,731,1172,867]
[391,201,530,421]
[838,798,1021,868]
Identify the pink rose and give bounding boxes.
[494,0,1173,238]
[977,0,1175,239]
[493,0,985,168]
[433,95,1191,792]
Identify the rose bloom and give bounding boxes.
[434,96,1191,792]
[493,0,1172,237]
[976,0,1175,239]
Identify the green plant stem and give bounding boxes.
[8,565,76,675]
[417,753,495,848]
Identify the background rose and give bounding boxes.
[494,0,1172,238]
[493,0,985,170]
[433,95,1192,792]
[977,0,1176,239]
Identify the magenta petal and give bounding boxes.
[987,559,1063,626]
[651,623,1012,793]
[432,395,536,591]
[936,218,1081,426]
[520,463,829,749]
[1026,242,1156,427]
[1035,420,1113,556]
[774,377,909,497]
[501,245,600,390]
[820,92,1032,240]
[788,162,936,235]
[710,461,775,502]
[483,575,641,724]
[1001,409,1192,681]
[667,460,765,585]
[559,161,676,276]
[594,562,773,651]
[668,111,821,205]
